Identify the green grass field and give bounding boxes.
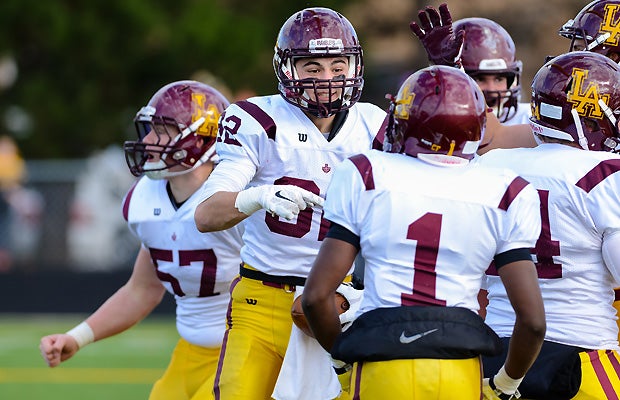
[0,313,179,400]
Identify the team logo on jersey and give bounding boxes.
[154,208,161,216]
[298,133,308,142]
[171,232,177,241]
[322,163,331,173]
[600,4,620,46]
[567,68,609,119]
[192,93,221,138]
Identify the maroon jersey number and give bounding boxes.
[265,176,329,240]
[149,248,219,297]
[401,213,447,307]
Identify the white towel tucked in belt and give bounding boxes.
[272,287,342,400]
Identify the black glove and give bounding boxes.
[409,3,464,68]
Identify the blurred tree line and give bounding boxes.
[0,0,351,159]
[0,0,587,159]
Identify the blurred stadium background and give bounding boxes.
[0,0,589,398]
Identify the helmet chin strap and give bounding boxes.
[588,32,611,51]
[144,117,210,179]
[143,144,217,180]
[570,108,589,150]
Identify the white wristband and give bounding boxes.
[66,321,95,349]
[493,365,523,395]
[234,187,262,216]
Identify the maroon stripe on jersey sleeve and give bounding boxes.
[121,180,139,222]
[371,115,388,150]
[615,288,620,301]
[236,100,277,141]
[575,159,620,193]
[349,154,375,190]
[498,176,529,211]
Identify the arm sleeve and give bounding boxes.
[322,158,365,236]
[198,158,256,202]
[326,222,361,250]
[496,179,541,254]
[603,230,620,286]
[494,247,533,269]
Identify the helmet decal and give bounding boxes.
[567,68,610,119]
[191,93,221,138]
[600,3,620,47]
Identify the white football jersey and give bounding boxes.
[122,177,243,347]
[476,144,620,350]
[503,102,531,126]
[324,150,540,319]
[203,95,386,277]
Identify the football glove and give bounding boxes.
[235,184,324,220]
[409,3,464,68]
[336,282,363,331]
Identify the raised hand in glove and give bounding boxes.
[409,3,464,68]
[235,184,324,220]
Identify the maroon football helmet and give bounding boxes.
[530,51,620,152]
[452,18,522,123]
[124,80,229,179]
[273,7,364,118]
[384,66,486,162]
[559,1,620,60]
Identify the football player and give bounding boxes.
[193,7,385,400]
[559,0,620,62]
[477,52,620,399]
[410,3,538,154]
[452,18,530,125]
[302,65,545,400]
[558,0,620,345]
[39,81,244,400]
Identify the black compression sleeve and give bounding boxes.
[325,222,361,250]
[494,247,533,269]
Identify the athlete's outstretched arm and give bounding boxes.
[478,111,537,155]
[39,247,165,367]
[194,191,248,232]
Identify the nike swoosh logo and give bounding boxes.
[275,190,294,202]
[399,328,438,344]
